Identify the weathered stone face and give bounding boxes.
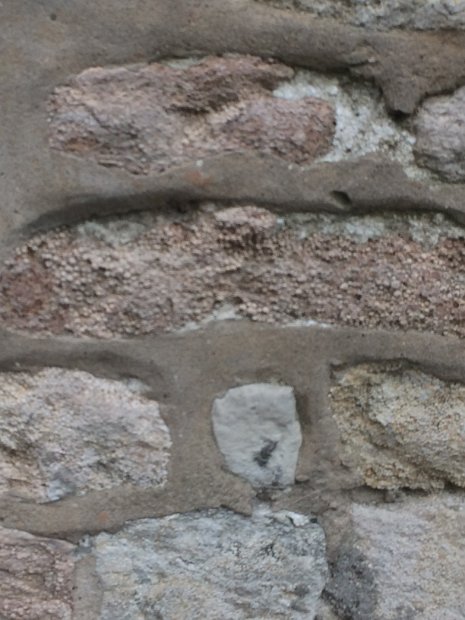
[0,368,171,502]
[48,56,335,174]
[212,383,302,487]
[265,0,465,30]
[415,86,465,182]
[328,495,465,619]
[329,363,465,490]
[1,208,465,339]
[0,526,75,620]
[93,508,328,619]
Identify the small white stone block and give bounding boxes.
[212,383,302,487]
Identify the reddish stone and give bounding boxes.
[48,56,335,174]
[0,527,75,620]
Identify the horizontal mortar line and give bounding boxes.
[10,154,465,242]
[5,0,465,115]
[0,476,253,542]
[0,323,463,382]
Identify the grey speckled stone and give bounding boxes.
[268,0,465,30]
[415,86,465,182]
[0,368,171,502]
[212,383,302,487]
[93,507,328,620]
[347,494,465,619]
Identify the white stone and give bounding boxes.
[212,383,302,487]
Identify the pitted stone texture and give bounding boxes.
[48,56,335,174]
[331,495,465,619]
[93,508,328,619]
[415,87,465,182]
[212,383,301,487]
[329,363,465,491]
[0,526,75,620]
[265,0,465,30]
[0,368,170,502]
[2,207,465,339]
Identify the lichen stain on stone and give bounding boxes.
[329,362,465,490]
[48,55,335,174]
[1,206,465,339]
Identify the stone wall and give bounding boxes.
[3,1,465,618]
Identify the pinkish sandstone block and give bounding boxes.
[0,526,75,620]
[1,208,465,339]
[48,56,335,174]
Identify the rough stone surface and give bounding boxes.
[212,383,302,487]
[274,70,425,180]
[264,0,465,30]
[0,526,75,620]
[325,546,378,620]
[93,507,328,619]
[330,494,465,619]
[415,86,465,182]
[0,368,170,502]
[48,55,335,174]
[329,363,465,490]
[2,207,465,338]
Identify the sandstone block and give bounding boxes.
[329,363,465,490]
[48,56,335,174]
[3,209,465,339]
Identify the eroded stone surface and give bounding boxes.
[328,495,465,619]
[93,507,328,619]
[48,56,335,174]
[0,368,170,502]
[264,0,465,30]
[329,363,465,490]
[274,70,424,180]
[415,86,465,182]
[212,383,301,487]
[0,526,75,620]
[1,207,465,338]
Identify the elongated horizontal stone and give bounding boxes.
[1,208,465,339]
[0,526,75,620]
[212,383,302,487]
[329,363,465,490]
[0,368,170,502]
[93,508,328,619]
[48,56,335,174]
[415,86,465,182]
